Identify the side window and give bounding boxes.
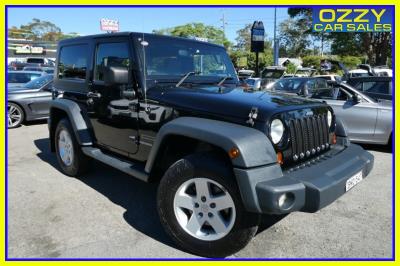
[58,44,88,80]
[353,82,363,90]
[363,81,389,95]
[336,88,351,101]
[312,88,335,99]
[95,42,130,81]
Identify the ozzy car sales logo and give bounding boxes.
[312,8,392,32]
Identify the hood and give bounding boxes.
[148,85,327,122]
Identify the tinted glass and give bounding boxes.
[23,74,53,89]
[312,88,335,99]
[27,58,44,64]
[95,42,130,81]
[8,72,41,83]
[336,88,351,101]
[245,79,255,86]
[363,81,390,95]
[271,79,304,92]
[141,36,237,84]
[261,70,285,78]
[58,44,88,80]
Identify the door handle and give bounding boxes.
[87,92,101,98]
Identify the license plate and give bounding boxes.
[346,171,363,192]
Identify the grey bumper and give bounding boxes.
[234,143,374,214]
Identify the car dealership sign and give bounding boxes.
[251,21,265,53]
[100,18,119,32]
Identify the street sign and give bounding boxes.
[100,18,119,32]
[251,21,265,53]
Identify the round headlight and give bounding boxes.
[270,119,284,144]
[327,110,333,127]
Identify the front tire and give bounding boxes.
[55,118,90,176]
[157,153,259,258]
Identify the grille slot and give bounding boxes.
[288,114,330,162]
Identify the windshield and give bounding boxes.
[23,74,53,89]
[261,70,284,79]
[245,79,255,86]
[270,79,304,92]
[139,36,238,85]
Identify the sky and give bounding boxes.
[7,7,289,43]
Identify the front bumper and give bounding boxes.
[234,143,374,214]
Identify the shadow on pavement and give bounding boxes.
[34,138,286,255]
[34,138,176,251]
[359,143,392,154]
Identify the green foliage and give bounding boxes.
[8,18,79,42]
[278,18,310,57]
[340,56,362,70]
[153,23,230,48]
[301,55,321,68]
[285,62,297,74]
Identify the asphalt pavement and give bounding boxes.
[7,122,393,259]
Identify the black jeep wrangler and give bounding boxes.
[48,32,374,257]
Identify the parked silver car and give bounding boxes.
[7,75,53,128]
[312,82,392,145]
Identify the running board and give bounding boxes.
[81,147,149,182]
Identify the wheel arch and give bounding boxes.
[48,99,93,152]
[7,101,26,127]
[146,117,277,179]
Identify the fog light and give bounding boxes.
[277,193,295,210]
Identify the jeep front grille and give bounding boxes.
[288,114,330,162]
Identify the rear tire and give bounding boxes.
[157,152,260,258]
[55,118,91,176]
[8,102,24,128]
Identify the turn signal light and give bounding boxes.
[228,148,240,159]
[277,152,283,165]
[332,133,337,145]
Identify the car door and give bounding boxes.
[324,86,378,142]
[26,82,53,116]
[88,38,140,159]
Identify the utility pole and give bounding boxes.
[220,10,227,40]
[273,8,279,66]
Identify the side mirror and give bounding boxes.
[352,94,362,103]
[103,66,128,85]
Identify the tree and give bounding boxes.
[278,18,310,57]
[8,18,74,42]
[153,23,231,48]
[235,24,252,51]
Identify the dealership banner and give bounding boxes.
[312,8,392,32]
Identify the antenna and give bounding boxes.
[140,34,149,113]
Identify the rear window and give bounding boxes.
[8,72,42,83]
[27,58,44,64]
[58,44,89,80]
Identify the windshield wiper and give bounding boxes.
[176,71,200,87]
[217,76,233,86]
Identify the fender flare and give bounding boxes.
[145,117,277,173]
[335,117,348,137]
[49,98,93,146]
